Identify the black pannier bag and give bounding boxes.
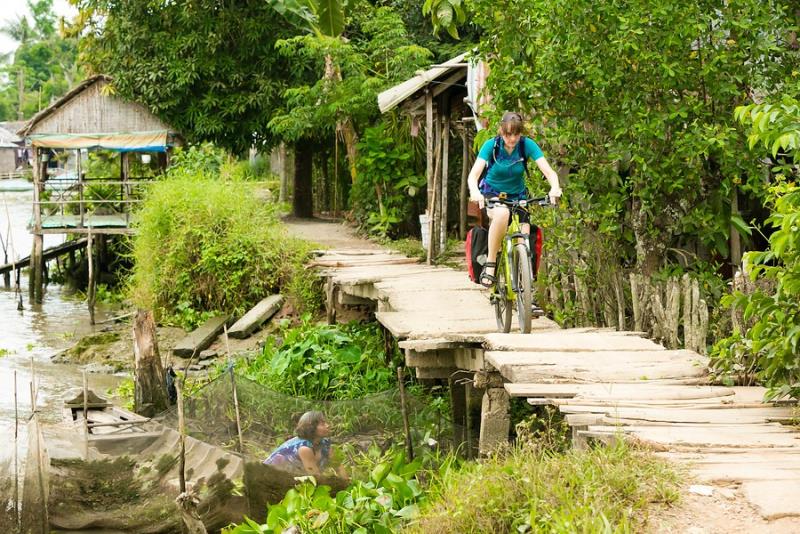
[465,225,489,284]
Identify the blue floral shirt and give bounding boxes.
[263,437,331,472]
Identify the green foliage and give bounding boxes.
[468,0,799,274]
[76,0,300,154]
[108,378,135,411]
[351,123,426,237]
[710,98,800,399]
[268,6,432,144]
[225,451,424,534]
[167,144,228,178]
[238,317,397,400]
[131,172,319,329]
[422,0,467,39]
[0,0,81,120]
[411,439,680,533]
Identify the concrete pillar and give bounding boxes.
[478,387,511,455]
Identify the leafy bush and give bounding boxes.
[238,317,398,400]
[351,123,426,238]
[131,173,320,328]
[225,451,424,534]
[710,99,800,399]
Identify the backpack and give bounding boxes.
[465,225,489,284]
[478,135,531,190]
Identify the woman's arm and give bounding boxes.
[468,158,487,207]
[297,445,321,476]
[534,157,562,203]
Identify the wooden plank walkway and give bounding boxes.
[312,247,800,521]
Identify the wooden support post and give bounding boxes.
[397,367,414,461]
[87,229,96,325]
[478,387,510,455]
[83,371,89,459]
[425,90,434,264]
[459,131,469,240]
[30,149,45,303]
[121,152,129,224]
[177,378,186,493]
[449,372,467,453]
[133,309,169,417]
[440,100,450,253]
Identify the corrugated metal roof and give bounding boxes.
[377,52,467,113]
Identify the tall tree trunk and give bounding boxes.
[133,309,168,417]
[631,197,665,277]
[293,142,314,218]
[324,54,358,183]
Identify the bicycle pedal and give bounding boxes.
[532,305,545,317]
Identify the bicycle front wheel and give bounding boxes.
[513,243,533,333]
[493,254,512,333]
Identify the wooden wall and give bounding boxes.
[30,79,171,135]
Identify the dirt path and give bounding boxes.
[283,216,382,251]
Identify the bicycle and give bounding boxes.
[487,195,550,333]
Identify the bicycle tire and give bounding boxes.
[493,254,512,333]
[514,243,532,333]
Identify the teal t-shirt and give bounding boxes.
[478,136,544,195]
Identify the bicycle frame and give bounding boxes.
[489,198,535,300]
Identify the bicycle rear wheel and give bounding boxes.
[493,255,512,333]
[514,243,532,333]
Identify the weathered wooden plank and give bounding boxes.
[504,362,708,384]
[587,423,800,449]
[173,315,228,357]
[487,349,703,368]
[414,367,459,379]
[482,331,667,352]
[405,350,454,368]
[228,295,283,339]
[487,350,707,383]
[743,480,800,520]
[399,338,470,351]
[506,383,735,400]
[587,406,796,425]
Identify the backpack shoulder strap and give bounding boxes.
[520,135,530,178]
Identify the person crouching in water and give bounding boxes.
[263,411,331,476]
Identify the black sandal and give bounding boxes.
[479,262,497,288]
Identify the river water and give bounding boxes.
[0,180,123,467]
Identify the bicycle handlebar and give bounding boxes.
[486,196,551,209]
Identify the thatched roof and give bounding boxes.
[17,75,181,151]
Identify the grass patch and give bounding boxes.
[408,438,681,533]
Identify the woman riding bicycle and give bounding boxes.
[467,111,562,288]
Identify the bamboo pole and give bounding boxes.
[223,325,245,456]
[13,370,19,531]
[176,379,186,494]
[440,107,450,252]
[425,90,434,264]
[83,371,89,459]
[397,367,413,461]
[87,229,95,325]
[459,131,469,240]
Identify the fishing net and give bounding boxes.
[14,370,452,532]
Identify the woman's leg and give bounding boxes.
[485,205,510,279]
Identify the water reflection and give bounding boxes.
[1,185,125,428]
